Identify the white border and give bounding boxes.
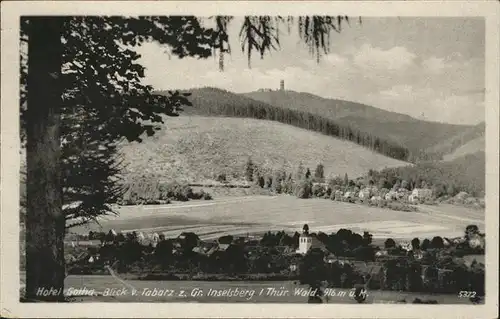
[1,1,499,318]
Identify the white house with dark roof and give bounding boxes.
[412,188,433,200]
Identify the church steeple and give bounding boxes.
[297,224,312,255]
[302,223,309,235]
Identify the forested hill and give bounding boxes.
[243,90,475,161]
[155,87,411,162]
[426,122,485,161]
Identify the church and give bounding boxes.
[296,224,329,255]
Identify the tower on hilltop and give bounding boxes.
[280,79,284,91]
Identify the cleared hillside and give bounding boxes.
[118,116,409,183]
[156,87,411,162]
[243,90,474,159]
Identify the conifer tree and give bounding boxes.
[314,163,325,182]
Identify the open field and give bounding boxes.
[118,116,409,183]
[19,273,476,304]
[70,196,485,240]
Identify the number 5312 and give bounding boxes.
[458,291,477,298]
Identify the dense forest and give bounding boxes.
[156,88,411,162]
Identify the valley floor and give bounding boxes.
[70,195,485,240]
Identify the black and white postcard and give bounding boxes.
[1,1,499,318]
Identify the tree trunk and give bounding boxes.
[25,16,65,302]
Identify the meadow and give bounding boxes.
[70,195,485,241]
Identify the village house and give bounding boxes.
[452,237,467,245]
[343,191,355,200]
[411,249,424,260]
[411,188,434,200]
[468,234,485,249]
[399,241,413,252]
[375,250,389,258]
[442,238,453,247]
[334,190,343,201]
[192,241,217,256]
[358,188,371,200]
[204,243,232,258]
[65,239,101,247]
[323,253,337,264]
[408,194,419,204]
[370,195,383,204]
[385,191,398,201]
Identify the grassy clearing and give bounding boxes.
[70,196,484,240]
[118,116,409,184]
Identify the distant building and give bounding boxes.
[370,196,383,203]
[296,229,313,254]
[399,241,412,252]
[468,235,485,249]
[296,225,328,255]
[385,191,397,201]
[280,79,285,91]
[358,188,371,200]
[408,194,419,204]
[344,191,354,199]
[412,188,433,200]
[412,249,424,260]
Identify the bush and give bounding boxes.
[118,179,212,205]
[295,179,313,199]
[216,173,227,183]
[202,191,213,200]
[384,238,396,249]
[264,175,273,189]
[329,190,336,201]
[386,201,417,212]
[312,184,325,198]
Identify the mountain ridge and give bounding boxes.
[242,89,477,127]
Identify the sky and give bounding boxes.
[136,17,485,125]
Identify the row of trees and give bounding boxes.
[181,87,411,161]
[244,156,484,202]
[117,179,212,205]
